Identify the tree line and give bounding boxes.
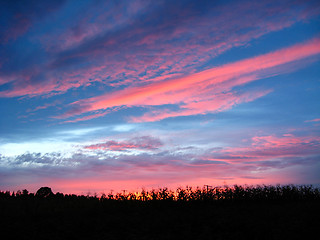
[1,184,320,202]
[1,184,320,239]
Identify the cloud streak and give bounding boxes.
[306,118,320,122]
[61,37,320,122]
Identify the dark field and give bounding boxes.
[1,185,319,240]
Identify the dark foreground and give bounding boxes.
[1,185,320,240]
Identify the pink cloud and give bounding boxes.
[305,118,320,122]
[26,100,62,113]
[63,112,108,123]
[220,134,320,162]
[2,0,318,99]
[131,90,271,122]
[60,37,320,122]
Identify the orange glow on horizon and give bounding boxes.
[9,174,298,196]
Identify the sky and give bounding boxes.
[0,0,320,195]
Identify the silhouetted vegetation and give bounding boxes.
[1,185,319,239]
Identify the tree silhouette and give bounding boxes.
[22,189,29,196]
[36,187,53,198]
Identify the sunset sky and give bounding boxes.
[1,0,320,195]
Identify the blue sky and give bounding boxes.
[0,0,320,194]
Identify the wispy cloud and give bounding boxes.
[60,37,320,122]
[1,0,318,99]
[305,118,320,122]
[219,134,320,162]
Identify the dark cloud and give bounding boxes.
[0,0,66,42]
[84,136,163,151]
[250,156,320,170]
[189,159,229,165]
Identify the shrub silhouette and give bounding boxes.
[36,187,53,198]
